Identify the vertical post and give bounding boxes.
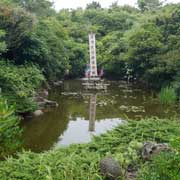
[89,32,98,78]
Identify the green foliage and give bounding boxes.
[138,152,180,180]
[16,17,69,80]
[0,2,35,51]
[0,118,179,179]
[0,0,180,113]
[0,61,44,112]
[12,0,55,16]
[1,0,179,89]
[126,23,163,79]
[86,1,101,9]
[0,96,22,157]
[0,30,7,54]
[137,0,162,12]
[159,86,177,105]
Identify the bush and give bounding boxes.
[0,61,44,113]
[158,86,177,105]
[137,152,180,180]
[0,97,22,157]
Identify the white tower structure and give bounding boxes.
[89,32,98,77]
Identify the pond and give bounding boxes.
[22,80,180,152]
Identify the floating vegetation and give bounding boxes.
[122,89,133,93]
[119,105,145,113]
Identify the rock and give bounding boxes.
[44,99,58,107]
[37,101,46,109]
[100,157,122,180]
[33,110,43,117]
[53,81,63,86]
[36,98,58,109]
[38,89,49,97]
[142,142,169,160]
[35,96,45,102]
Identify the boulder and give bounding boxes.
[100,157,122,180]
[33,110,43,117]
[142,142,169,160]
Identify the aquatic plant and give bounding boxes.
[0,118,179,179]
[158,86,177,105]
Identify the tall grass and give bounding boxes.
[159,86,177,105]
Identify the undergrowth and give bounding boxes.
[0,97,22,157]
[0,118,179,180]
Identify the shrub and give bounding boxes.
[158,86,177,105]
[0,60,44,113]
[0,96,22,157]
[137,152,180,180]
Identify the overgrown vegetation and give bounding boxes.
[0,118,179,179]
[0,0,180,84]
[0,0,180,179]
[138,151,180,180]
[0,61,44,113]
[0,97,22,157]
[0,0,180,112]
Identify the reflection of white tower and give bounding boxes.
[89,94,97,132]
[89,33,98,77]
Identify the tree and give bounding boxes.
[126,23,163,79]
[86,1,101,9]
[14,17,69,80]
[0,3,35,60]
[137,0,162,12]
[12,0,55,16]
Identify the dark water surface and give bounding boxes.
[22,80,180,152]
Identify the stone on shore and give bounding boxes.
[33,110,43,117]
[142,142,170,160]
[100,157,122,180]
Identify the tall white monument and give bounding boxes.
[89,32,98,77]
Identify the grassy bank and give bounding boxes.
[0,118,179,180]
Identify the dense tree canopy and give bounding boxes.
[0,0,180,111]
[137,0,162,12]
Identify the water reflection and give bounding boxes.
[54,93,122,146]
[89,94,97,132]
[22,80,180,152]
[55,118,122,146]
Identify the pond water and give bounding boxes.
[22,80,180,152]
